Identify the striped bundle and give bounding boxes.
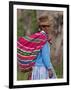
[17,31,47,71]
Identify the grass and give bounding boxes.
[17,70,29,80]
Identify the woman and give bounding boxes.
[31,15,57,80]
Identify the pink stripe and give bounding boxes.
[18,62,35,68]
[17,41,46,52]
[17,43,34,52]
[18,37,40,46]
[18,33,47,47]
[17,32,47,52]
[18,67,32,71]
[17,41,37,50]
[17,57,33,61]
[30,32,47,40]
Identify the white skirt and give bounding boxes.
[31,65,57,80]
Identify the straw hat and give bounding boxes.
[38,15,50,26]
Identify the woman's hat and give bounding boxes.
[38,15,50,26]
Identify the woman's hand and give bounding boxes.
[48,69,53,78]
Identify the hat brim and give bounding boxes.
[39,22,50,26]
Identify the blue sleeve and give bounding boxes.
[41,42,52,69]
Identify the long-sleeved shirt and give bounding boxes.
[35,41,52,69]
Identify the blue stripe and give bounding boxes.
[18,60,31,64]
[18,60,35,64]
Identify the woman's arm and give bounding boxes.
[41,42,53,78]
[41,42,52,69]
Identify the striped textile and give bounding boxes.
[17,31,47,71]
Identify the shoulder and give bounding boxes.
[40,30,46,34]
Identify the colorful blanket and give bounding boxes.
[17,31,48,71]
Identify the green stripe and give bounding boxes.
[17,48,39,56]
[32,59,35,62]
[17,49,31,56]
[18,43,40,52]
[24,36,40,42]
[29,59,35,62]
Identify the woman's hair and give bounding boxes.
[38,15,51,29]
